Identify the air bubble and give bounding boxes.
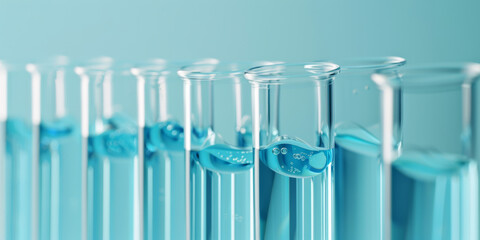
[281,148,287,155]
[273,148,280,155]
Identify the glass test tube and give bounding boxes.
[245,62,340,240]
[180,62,259,240]
[373,64,480,240]
[76,58,141,240]
[27,57,83,240]
[333,57,405,240]
[133,58,219,240]
[133,59,184,240]
[0,60,34,240]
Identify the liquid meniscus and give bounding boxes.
[259,137,332,178]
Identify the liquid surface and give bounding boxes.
[192,144,253,173]
[145,120,184,153]
[40,119,75,139]
[392,150,478,240]
[259,136,332,178]
[334,123,382,240]
[88,115,138,158]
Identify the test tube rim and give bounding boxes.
[244,61,340,84]
[333,56,406,72]
[372,63,480,91]
[178,61,282,81]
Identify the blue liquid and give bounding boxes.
[334,124,381,240]
[392,151,478,240]
[258,137,333,240]
[4,119,32,240]
[88,114,138,240]
[194,144,253,173]
[191,131,254,240]
[39,118,82,240]
[144,120,186,240]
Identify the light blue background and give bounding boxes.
[1,0,479,63]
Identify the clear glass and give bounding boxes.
[245,62,340,240]
[26,56,84,240]
[132,58,217,240]
[180,62,272,240]
[373,64,480,240]
[0,60,34,240]
[75,58,141,240]
[333,57,405,240]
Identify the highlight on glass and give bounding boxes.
[332,57,405,240]
[373,63,480,240]
[245,62,340,240]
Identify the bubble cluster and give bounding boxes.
[260,139,333,177]
[166,123,180,137]
[273,147,288,155]
[272,148,280,155]
[293,152,309,161]
[96,129,138,157]
[285,166,301,174]
[217,150,251,164]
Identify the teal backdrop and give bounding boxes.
[1,0,479,63]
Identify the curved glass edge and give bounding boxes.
[244,62,340,84]
[372,63,480,90]
[178,60,281,81]
[328,56,406,72]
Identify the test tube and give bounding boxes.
[75,58,141,240]
[0,60,34,240]
[180,62,263,240]
[245,62,340,240]
[132,59,185,240]
[333,57,405,240]
[26,56,84,240]
[373,64,480,240]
